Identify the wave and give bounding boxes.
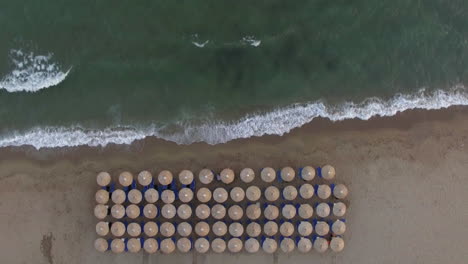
[0,87,467,149]
[0,49,70,93]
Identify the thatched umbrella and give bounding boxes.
[246,204,261,220]
[317,185,331,200]
[240,168,255,183]
[177,222,192,237]
[94,204,108,219]
[143,204,158,219]
[315,221,330,236]
[127,222,141,237]
[228,205,243,220]
[177,237,192,253]
[298,204,314,219]
[246,186,261,201]
[220,168,235,184]
[321,165,335,180]
[262,238,277,253]
[179,188,194,203]
[281,167,295,182]
[211,204,226,220]
[144,222,158,237]
[161,190,175,204]
[111,189,126,204]
[245,238,260,253]
[127,238,141,253]
[263,221,278,236]
[211,238,226,253]
[301,166,316,181]
[95,221,109,236]
[280,221,294,237]
[332,220,346,235]
[283,185,298,201]
[111,239,125,253]
[143,238,158,253]
[299,183,314,199]
[119,171,133,187]
[229,222,244,237]
[197,187,212,203]
[260,167,276,183]
[110,204,125,219]
[128,189,142,204]
[264,205,279,220]
[110,221,125,237]
[195,222,210,237]
[194,238,209,253]
[330,237,345,252]
[297,237,312,253]
[94,238,108,252]
[212,221,227,236]
[196,204,210,220]
[264,186,280,202]
[282,204,297,219]
[177,204,192,220]
[333,202,347,217]
[213,187,228,203]
[160,238,176,254]
[137,170,152,186]
[199,169,214,184]
[280,238,295,253]
[298,221,313,236]
[246,222,261,237]
[160,222,176,237]
[126,204,140,219]
[228,238,243,253]
[158,170,173,185]
[178,170,194,185]
[313,237,328,253]
[144,188,159,203]
[230,187,245,202]
[96,172,111,187]
[161,204,176,219]
[333,184,349,199]
[316,203,330,218]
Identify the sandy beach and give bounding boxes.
[1,106,468,264]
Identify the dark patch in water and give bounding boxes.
[40,233,54,264]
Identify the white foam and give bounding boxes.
[242,36,261,47]
[0,49,70,93]
[0,87,467,149]
[192,40,210,48]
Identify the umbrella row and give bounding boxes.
[95,235,344,254]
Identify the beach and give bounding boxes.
[0,106,467,264]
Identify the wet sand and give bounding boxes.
[0,106,467,264]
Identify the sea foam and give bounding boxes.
[0,87,467,149]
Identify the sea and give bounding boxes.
[1,1,468,149]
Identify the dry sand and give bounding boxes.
[0,106,468,264]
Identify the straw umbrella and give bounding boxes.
[240,168,255,183]
[333,184,349,199]
[280,221,294,237]
[262,238,277,254]
[179,188,194,203]
[196,204,210,220]
[144,222,158,237]
[330,237,345,252]
[332,220,346,235]
[199,169,214,184]
[316,203,330,218]
[229,222,244,237]
[110,204,125,219]
[96,172,111,187]
[158,170,173,185]
[263,221,278,236]
[195,222,210,237]
[299,184,314,199]
[301,166,315,181]
[127,238,141,253]
[96,221,109,236]
[177,222,192,237]
[194,238,209,253]
[245,238,260,253]
[228,205,243,220]
[261,167,276,182]
[333,202,347,217]
[94,204,108,219]
[160,222,176,237]
[144,188,159,203]
[161,190,175,204]
[246,204,261,220]
[111,189,126,204]
[282,204,296,219]
[298,221,313,236]
[137,170,152,186]
[315,221,330,236]
[228,238,243,253]
[230,187,245,202]
[283,185,298,201]
[128,189,142,204]
[321,165,335,180]
[313,237,328,253]
[197,187,212,203]
[177,204,192,220]
[317,185,331,200]
[94,238,108,252]
[265,186,280,202]
[298,204,314,219]
[246,186,261,202]
[211,238,226,253]
[160,238,176,254]
[119,171,133,187]
[111,239,125,253]
[161,204,176,219]
[178,170,194,185]
[127,222,141,237]
[126,204,140,219]
[220,168,235,184]
[213,187,228,203]
[246,222,261,237]
[212,221,227,236]
[264,205,279,220]
[143,204,158,219]
[177,237,192,253]
[95,189,109,204]
[297,237,312,253]
[211,204,226,220]
[281,167,295,182]
[280,238,295,253]
[111,221,125,237]
[144,238,158,254]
